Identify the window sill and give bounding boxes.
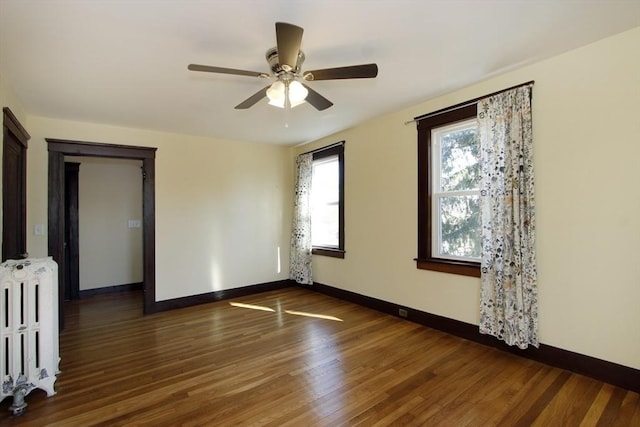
[313,247,345,259]
[415,258,480,277]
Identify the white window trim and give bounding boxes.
[430,118,480,263]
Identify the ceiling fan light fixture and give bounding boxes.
[267,81,286,107]
[288,80,308,107]
[267,80,308,108]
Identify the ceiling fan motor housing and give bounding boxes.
[266,47,305,75]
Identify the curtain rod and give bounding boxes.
[299,140,345,156]
[404,80,534,125]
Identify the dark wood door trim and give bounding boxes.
[64,162,80,301]
[3,108,30,146]
[2,108,30,262]
[47,139,157,324]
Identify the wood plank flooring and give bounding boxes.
[1,287,638,426]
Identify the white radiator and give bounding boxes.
[0,257,60,415]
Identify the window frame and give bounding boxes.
[311,143,345,259]
[416,104,480,277]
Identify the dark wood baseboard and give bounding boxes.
[152,279,295,313]
[309,281,640,393]
[79,282,143,298]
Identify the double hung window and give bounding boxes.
[311,144,344,258]
[417,105,480,277]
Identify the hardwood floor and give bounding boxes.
[1,287,638,426]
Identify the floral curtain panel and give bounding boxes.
[290,153,313,284]
[478,84,538,349]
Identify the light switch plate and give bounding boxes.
[34,224,45,235]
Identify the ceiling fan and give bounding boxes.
[188,22,378,111]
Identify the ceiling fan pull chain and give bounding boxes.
[284,82,291,128]
[284,82,291,110]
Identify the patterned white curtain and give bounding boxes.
[478,84,538,349]
[289,153,313,284]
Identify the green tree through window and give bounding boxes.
[437,124,480,259]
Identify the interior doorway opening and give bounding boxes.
[64,157,144,303]
[47,139,157,329]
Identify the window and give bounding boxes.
[311,143,344,258]
[417,104,480,277]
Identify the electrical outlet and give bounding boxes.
[398,308,408,318]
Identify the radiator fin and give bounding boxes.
[0,258,60,405]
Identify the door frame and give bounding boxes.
[64,162,80,301]
[2,108,29,261]
[47,139,157,328]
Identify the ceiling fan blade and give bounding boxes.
[276,22,303,71]
[235,86,270,109]
[301,83,333,111]
[303,63,378,81]
[188,64,265,78]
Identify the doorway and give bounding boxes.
[2,108,29,262]
[47,139,157,329]
[64,158,143,302]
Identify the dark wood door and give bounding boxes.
[2,108,29,262]
[64,162,80,300]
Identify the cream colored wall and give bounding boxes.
[72,156,143,290]
[295,27,640,370]
[0,76,28,128]
[24,118,293,301]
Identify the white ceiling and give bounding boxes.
[1,1,638,146]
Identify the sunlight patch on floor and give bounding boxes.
[285,310,343,322]
[229,302,276,312]
[229,301,343,321]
